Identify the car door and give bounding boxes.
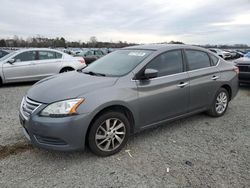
[185,49,221,112]
[30,50,63,80]
[3,51,37,82]
[136,50,189,127]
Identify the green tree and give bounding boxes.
[0,39,6,47]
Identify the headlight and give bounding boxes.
[40,98,84,117]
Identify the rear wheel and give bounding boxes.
[60,67,74,73]
[88,111,130,156]
[207,88,229,117]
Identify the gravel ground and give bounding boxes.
[0,82,249,188]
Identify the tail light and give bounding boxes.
[233,66,239,74]
[78,58,85,64]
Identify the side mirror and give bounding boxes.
[8,58,16,64]
[143,68,158,79]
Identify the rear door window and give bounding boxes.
[185,50,211,71]
[38,51,57,60]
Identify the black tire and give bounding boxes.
[207,88,229,117]
[60,67,74,73]
[88,111,130,156]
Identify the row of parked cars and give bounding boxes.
[208,48,247,60]
[0,47,250,86]
[63,48,115,64]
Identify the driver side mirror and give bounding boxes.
[144,68,158,79]
[8,58,16,64]
[136,68,158,80]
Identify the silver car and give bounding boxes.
[19,44,239,156]
[0,48,86,85]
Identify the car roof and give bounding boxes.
[124,44,208,52]
[15,48,62,53]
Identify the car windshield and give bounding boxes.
[82,49,153,76]
[0,51,17,61]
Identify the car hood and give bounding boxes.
[27,71,118,104]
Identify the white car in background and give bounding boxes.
[0,48,86,85]
[209,48,231,59]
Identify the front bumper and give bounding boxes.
[19,110,91,151]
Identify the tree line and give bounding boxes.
[0,35,248,49]
[0,35,138,48]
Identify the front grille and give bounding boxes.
[238,65,250,72]
[20,97,42,120]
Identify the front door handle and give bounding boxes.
[211,75,219,80]
[178,82,188,88]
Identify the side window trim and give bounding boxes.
[208,53,219,66]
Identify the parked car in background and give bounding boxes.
[0,49,9,58]
[0,48,86,85]
[234,56,250,84]
[209,48,231,59]
[75,49,105,64]
[19,44,239,156]
[244,52,250,58]
[225,50,237,59]
[234,50,245,58]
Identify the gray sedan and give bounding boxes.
[19,44,239,156]
[0,48,86,85]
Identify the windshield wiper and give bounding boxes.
[83,71,106,77]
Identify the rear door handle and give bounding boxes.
[178,82,188,88]
[211,75,219,80]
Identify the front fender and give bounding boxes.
[76,81,140,132]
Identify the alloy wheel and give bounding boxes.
[215,92,228,114]
[95,118,126,152]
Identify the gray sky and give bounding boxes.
[0,0,250,44]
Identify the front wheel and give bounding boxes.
[207,88,229,117]
[88,111,130,156]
